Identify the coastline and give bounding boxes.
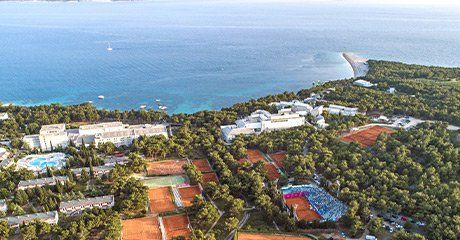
[342,52,369,78]
[1,52,356,113]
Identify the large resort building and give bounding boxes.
[221,109,306,142]
[23,122,168,151]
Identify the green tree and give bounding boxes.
[0,220,11,240]
[368,217,382,236]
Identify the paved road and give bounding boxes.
[225,212,251,240]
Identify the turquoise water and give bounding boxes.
[29,157,58,168]
[0,1,459,113]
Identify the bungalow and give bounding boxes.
[0,158,13,169]
[59,195,115,215]
[1,211,58,228]
[103,156,129,166]
[0,199,7,212]
[353,79,375,88]
[18,176,68,190]
[315,115,328,128]
[387,87,396,94]
[0,113,9,121]
[70,165,114,178]
[0,147,9,161]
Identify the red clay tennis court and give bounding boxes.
[147,160,187,175]
[238,232,311,240]
[246,149,266,163]
[192,159,212,173]
[202,172,219,185]
[122,216,162,240]
[264,163,281,181]
[340,125,395,147]
[239,149,266,164]
[285,197,321,222]
[163,214,191,240]
[269,152,286,168]
[178,185,202,207]
[149,187,176,214]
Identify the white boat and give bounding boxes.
[88,101,93,104]
[107,42,113,51]
[140,105,147,109]
[159,105,167,110]
[155,99,161,102]
[98,95,105,100]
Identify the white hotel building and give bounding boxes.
[23,122,168,151]
[221,109,305,142]
[326,104,359,116]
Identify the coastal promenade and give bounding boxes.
[343,52,369,78]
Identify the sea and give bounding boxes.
[0,1,459,114]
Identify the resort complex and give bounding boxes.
[0,57,457,240]
[23,122,168,151]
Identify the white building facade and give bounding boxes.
[2,211,59,228]
[326,104,359,116]
[59,195,115,215]
[23,122,168,151]
[0,199,7,212]
[0,113,9,121]
[353,79,375,88]
[221,109,305,142]
[18,176,68,190]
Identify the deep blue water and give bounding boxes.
[0,1,459,113]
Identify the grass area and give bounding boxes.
[415,78,460,87]
[143,175,187,188]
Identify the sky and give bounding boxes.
[335,0,460,4]
[239,0,460,5]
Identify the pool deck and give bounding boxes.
[16,153,67,173]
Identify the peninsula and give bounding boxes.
[343,52,369,78]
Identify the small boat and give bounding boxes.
[88,101,93,104]
[98,95,105,100]
[107,42,113,51]
[159,105,167,110]
[140,105,147,109]
[155,99,161,102]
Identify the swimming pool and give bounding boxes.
[17,153,67,173]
